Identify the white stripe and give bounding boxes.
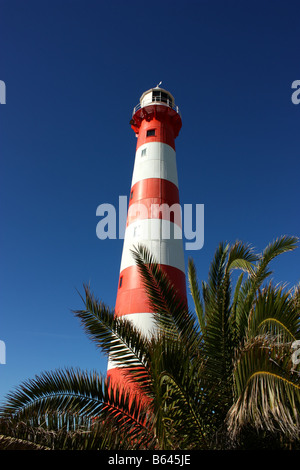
[131,142,178,188]
[119,219,185,273]
[107,312,157,371]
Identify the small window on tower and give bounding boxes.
[147,129,155,137]
[141,148,147,157]
[130,190,133,199]
[119,276,123,288]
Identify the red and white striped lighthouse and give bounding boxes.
[107,85,187,387]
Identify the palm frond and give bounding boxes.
[131,244,201,352]
[226,240,257,275]
[200,243,235,385]
[188,258,205,332]
[0,433,50,450]
[147,332,212,449]
[0,367,154,449]
[234,236,298,340]
[1,368,106,421]
[228,335,300,441]
[74,284,151,376]
[247,283,300,342]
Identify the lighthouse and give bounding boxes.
[107,85,187,387]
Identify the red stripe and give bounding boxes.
[130,104,182,151]
[127,178,181,227]
[106,367,151,409]
[115,264,187,316]
[107,366,148,385]
[137,118,175,150]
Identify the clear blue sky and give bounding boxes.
[0,0,299,402]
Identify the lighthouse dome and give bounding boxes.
[139,86,175,109]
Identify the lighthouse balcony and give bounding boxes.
[130,87,182,138]
[132,88,181,117]
[133,98,181,117]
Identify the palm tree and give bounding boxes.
[130,235,300,448]
[188,237,300,448]
[0,236,299,449]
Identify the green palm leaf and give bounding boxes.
[131,244,201,351]
[0,367,153,449]
[228,335,300,441]
[188,258,205,332]
[247,283,300,342]
[234,236,299,340]
[74,284,151,386]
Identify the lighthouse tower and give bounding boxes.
[107,85,187,386]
